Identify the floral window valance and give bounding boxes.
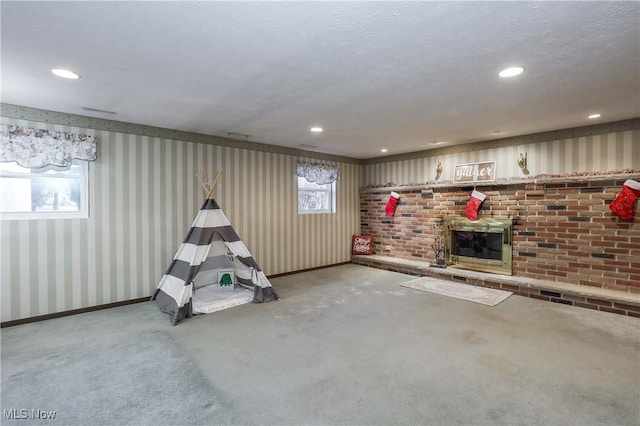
[296,161,340,185]
[0,125,97,169]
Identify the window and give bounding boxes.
[297,176,336,214]
[296,161,340,215]
[0,124,96,220]
[0,160,89,220]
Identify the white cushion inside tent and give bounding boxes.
[191,238,254,314]
[192,284,253,314]
[185,225,274,314]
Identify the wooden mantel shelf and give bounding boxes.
[360,171,640,194]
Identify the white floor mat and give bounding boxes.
[192,285,254,314]
[400,276,512,306]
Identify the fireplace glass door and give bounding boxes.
[444,217,513,275]
[451,231,503,260]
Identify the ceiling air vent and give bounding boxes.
[227,132,250,140]
[82,106,117,115]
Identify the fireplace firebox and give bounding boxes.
[443,217,513,275]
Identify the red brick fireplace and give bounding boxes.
[359,174,640,295]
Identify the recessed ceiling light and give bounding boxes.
[493,130,503,135]
[498,66,524,78]
[588,113,601,119]
[51,68,80,79]
[381,148,388,153]
[431,141,443,145]
[310,127,323,133]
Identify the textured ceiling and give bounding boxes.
[1,1,639,159]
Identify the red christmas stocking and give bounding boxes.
[465,190,486,221]
[610,179,640,220]
[385,192,400,217]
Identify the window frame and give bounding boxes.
[297,176,337,215]
[0,160,90,220]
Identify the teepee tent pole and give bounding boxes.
[207,170,223,199]
[196,169,223,199]
[196,173,206,193]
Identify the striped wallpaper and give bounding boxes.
[2,108,638,323]
[0,116,361,322]
[364,130,640,186]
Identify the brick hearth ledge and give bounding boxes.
[351,254,640,317]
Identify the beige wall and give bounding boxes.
[0,110,362,322]
[363,121,640,186]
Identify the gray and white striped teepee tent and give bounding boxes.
[152,170,279,325]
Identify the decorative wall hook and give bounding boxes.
[518,152,529,175]
[435,160,443,180]
[518,152,527,169]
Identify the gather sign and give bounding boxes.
[454,161,496,183]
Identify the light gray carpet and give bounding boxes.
[2,264,639,425]
[1,304,236,425]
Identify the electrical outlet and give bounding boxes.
[385,245,392,251]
